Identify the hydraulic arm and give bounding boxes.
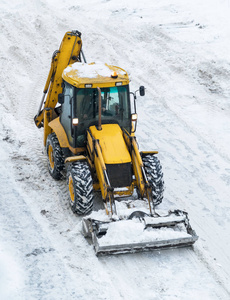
[34,30,85,128]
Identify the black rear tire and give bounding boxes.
[67,161,93,215]
[142,154,164,206]
[46,133,64,180]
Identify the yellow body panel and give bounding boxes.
[48,117,69,147]
[114,184,134,197]
[141,151,158,155]
[90,124,131,164]
[63,62,129,88]
[65,155,86,163]
[93,140,108,200]
[87,131,94,161]
[48,117,85,154]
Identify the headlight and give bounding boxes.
[131,113,138,121]
[72,118,79,126]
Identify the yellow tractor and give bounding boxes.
[34,30,198,255]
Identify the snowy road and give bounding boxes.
[1,0,230,299]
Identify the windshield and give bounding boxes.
[74,85,131,146]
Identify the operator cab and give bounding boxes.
[58,62,133,148]
[59,82,131,147]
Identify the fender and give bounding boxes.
[48,117,84,154]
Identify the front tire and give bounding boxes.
[142,154,164,206]
[46,133,64,180]
[67,161,93,215]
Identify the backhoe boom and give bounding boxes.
[34,30,84,128]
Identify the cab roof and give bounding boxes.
[62,62,130,88]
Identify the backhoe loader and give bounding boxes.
[34,30,198,255]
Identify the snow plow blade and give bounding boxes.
[82,210,198,256]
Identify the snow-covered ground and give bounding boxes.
[1,0,230,299]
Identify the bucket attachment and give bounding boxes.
[82,210,198,256]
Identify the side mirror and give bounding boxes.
[139,86,145,96]
[58,93,64,104]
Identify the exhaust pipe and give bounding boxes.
[97,87,102,131]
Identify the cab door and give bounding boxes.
[60,82,74,147]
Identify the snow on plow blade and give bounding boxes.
[82,210,198,256]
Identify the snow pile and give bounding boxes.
[98,219,189,246]
[63,62,126,79]
[88,200,190,247]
